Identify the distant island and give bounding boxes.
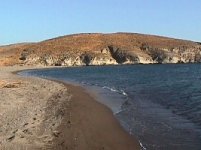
[0,32,201,66]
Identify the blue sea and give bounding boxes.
[20,64,201,150]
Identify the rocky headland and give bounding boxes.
[1,33,201,66]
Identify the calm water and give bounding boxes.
[20,64,201,150]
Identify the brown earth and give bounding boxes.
[0,43,34,66]
[1,33,201,66]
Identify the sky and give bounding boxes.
[0,0,201,45]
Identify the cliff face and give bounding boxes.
[1,33,201,66]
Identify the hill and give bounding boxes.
[1,33,201,66]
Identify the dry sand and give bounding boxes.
[0,66,140,150]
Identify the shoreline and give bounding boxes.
[0,66,140,149]
[51,81,140,150]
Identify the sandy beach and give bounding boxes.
[0,66,140,150]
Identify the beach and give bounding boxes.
[0,66,140,150]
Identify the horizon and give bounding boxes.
[0,0,201,45]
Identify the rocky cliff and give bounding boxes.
[1,33,201,66]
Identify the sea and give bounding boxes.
[19,64,201,150]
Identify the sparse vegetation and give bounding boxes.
[0,33,201,66]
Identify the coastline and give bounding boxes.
[0,66,140,150]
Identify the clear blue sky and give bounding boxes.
[0,0,201,45]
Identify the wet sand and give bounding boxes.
[0,66,140,150]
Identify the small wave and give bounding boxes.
[103,86,117,92]
[102,86,128,97]
[114,109,123,115]
[120,90,128,96]
[139,141,147,150]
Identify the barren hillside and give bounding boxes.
[1,33,201,66]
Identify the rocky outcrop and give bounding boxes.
[22,46,142,66]
[1,33,201,66]
[140,43,201,64]
[23,50,117,66]
[21,44,201,66]
[108,46,139,64]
